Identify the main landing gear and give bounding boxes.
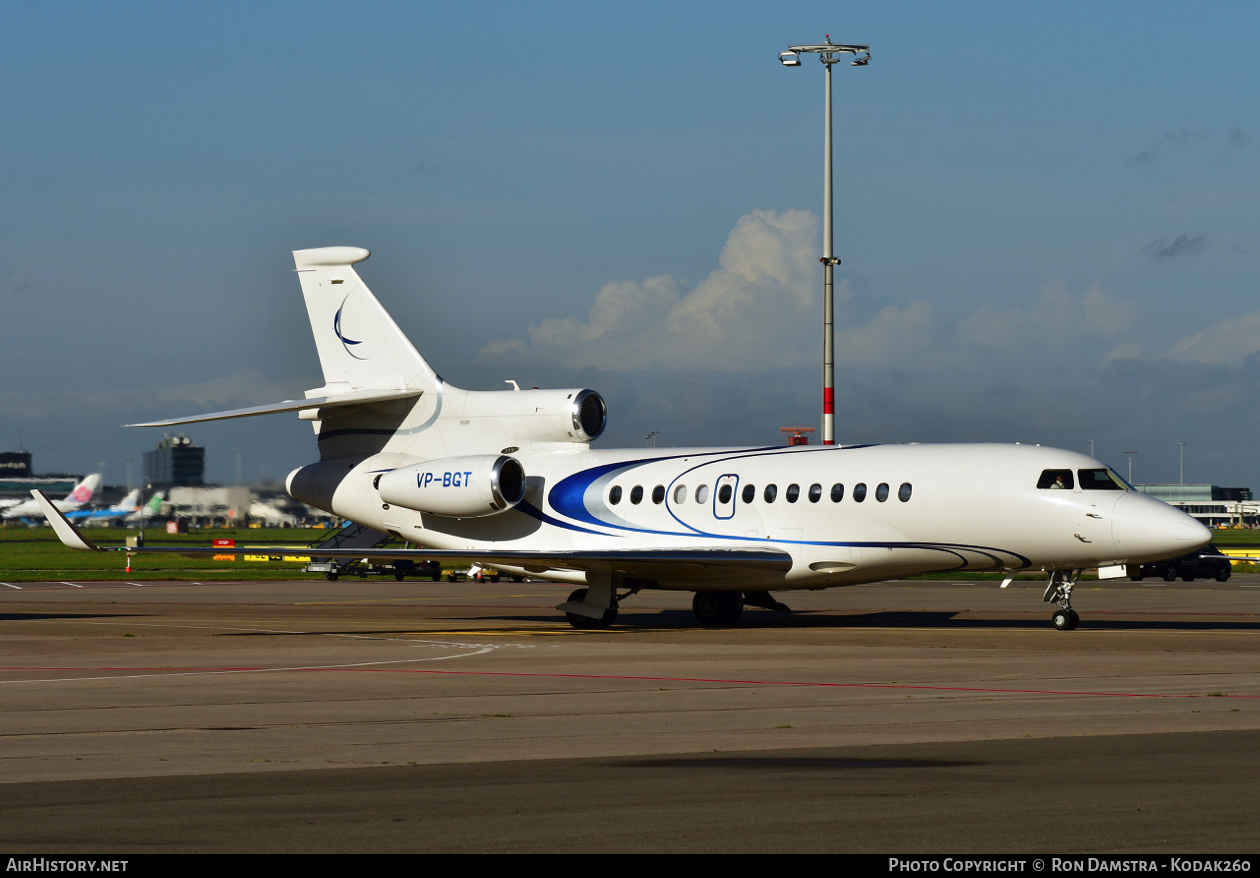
[557,580,793,630]
[563,587,619,629]
[1043,569,1082,631]
[692,591,744,626]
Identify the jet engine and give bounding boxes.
[447,387,607,445]
[377,454,525,518]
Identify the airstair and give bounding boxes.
[304,521,391,580]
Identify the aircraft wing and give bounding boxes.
[31,491,791,578]
[125,388,422,427]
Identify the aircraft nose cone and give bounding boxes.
[1112,493,1211,561]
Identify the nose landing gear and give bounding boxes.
[1044,569,1082,631]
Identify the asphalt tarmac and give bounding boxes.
[2,575,1258,853]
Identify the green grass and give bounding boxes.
[1211,529,1260,547]
[0,526,337,581]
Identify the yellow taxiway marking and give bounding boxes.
[296,594,561,606]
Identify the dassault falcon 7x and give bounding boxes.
[35,247,1212,630]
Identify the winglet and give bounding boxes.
[31,490,102,552]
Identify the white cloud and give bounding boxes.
[955,281,1134,351]
[1168,309,1260,366]
[482,209,935,371]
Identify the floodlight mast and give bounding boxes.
[779,36,870,446]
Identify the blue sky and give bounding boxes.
[3,1,1259,489]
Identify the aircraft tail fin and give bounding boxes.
[116,489,141,512]
[66,474,100,505]
[293,247,441,395]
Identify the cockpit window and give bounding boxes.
[1037,469,1074,490]
[1078,468,1126,491]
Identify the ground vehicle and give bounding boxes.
[1129,544,1231,582]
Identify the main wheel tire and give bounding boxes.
[692,591,744,626]
[564,587,617,629]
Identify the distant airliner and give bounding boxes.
[8,473,100,521]
[64,489,163,525]
[35,247,1211,630]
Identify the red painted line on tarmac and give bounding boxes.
[0,665,1256,699]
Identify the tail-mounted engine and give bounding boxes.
[377,454,525,518]
[450,387,607,445]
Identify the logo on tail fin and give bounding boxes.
[333,297,368,360]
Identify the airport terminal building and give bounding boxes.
[1136,484,1256,528]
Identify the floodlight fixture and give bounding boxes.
[779,51,802,67]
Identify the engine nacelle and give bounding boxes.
[452,387,607,445]
[377,454,525,518]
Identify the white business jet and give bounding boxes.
[34,247,1211,630]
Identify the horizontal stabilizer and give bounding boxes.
[126,388,421,428]
[30,491,101,552]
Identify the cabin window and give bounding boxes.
[609,486,622,505]
[1078,469,1125,491]
[764,484,778,503]
[786,484,800,503]
[630,485,644,505]
[808,483,822,503]
[696,484,710,504]
[830,483,844,502]
[899,482,912,502]
[652,485,666,504]
[1037,469,1074,490]
[742,484,756,503]
[718,484,733,504]
[853,483,867,502]
[673,485,687,504]
[876,483,889,502]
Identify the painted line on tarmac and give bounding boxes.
[0,665,1255,700]
[59,582,83,588]
[2,583,19,590]
[0,649,500,684]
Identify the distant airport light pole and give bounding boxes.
[1178,442,1187,485]
[1124,451,1138,484]
[1088,439,1096,458]
[779,34,870,446]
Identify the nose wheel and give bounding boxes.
[1051,607,1080,631]
[1043,569,1082,631]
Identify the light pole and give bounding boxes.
[1124,451,1138,484]
[1088,439,1096,458]
[1178,442,1186,485]
[779,35,870,446]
